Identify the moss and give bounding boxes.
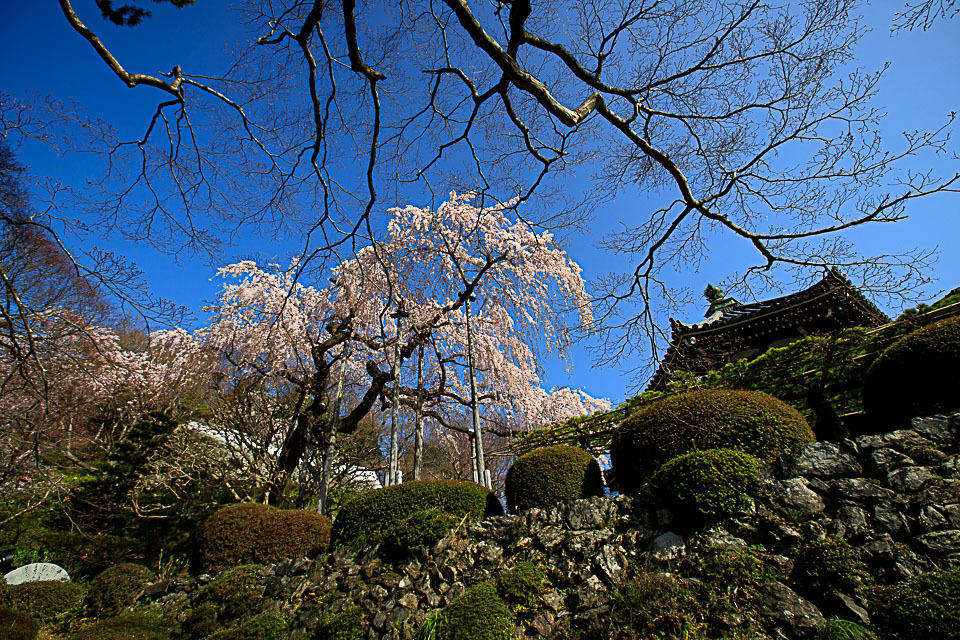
[0,580,85,623]
[182,603,220,639]
[791,536,867,599]
[198,503,331,572]
[652,448,761,521]
[496,562,548,612]
[815,618,878,640]
[207,611,288,640]
[330,480,503,548]
[862,315,960,426]
[196,565,268,622]
[312,607,365,640]
[869,567,960,640]
[84,563,154,616]
[434,581,513,640]
[380,509,460,558]
[611,389,813,492]
[694,546,772,588]
[505,445,604,513]
[68,610,174,640]
[0,605,39,640]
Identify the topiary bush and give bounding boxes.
[84,563,154,617]
[496,562,548,611]
[330,480,502,548]
[207,611,287,640]
[611,389,813,492]
[380,509,460,558]
[869,567,960,640]
[198,503,331,571]
[0,580,85,623]
[312,607,365,640]
[862,315,960,426]
[434,581,514,640]
[67,611,174,640]
[790,536,867,599]
[195,565,268,623]
[0,605,39,640]
[816,618,878,640]
[505,445,604,513]
[651,448,761,521]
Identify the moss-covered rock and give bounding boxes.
[862,315,960,426]
[505,445,604,513]
[0,580,85,623]
[196,565,268,622]
[790,536,867,599]
[207,611,288,640]
[611,389,813,492]
[0,605,39,640]
[330,480,502,548]
[84,563,154,617]
[311,607,365,640]
[198,503,331,571]
[380,509,460,558]
[434,581,513,640]
[869,567,960,640]
[67,610,174,640]
[651,448,761,521]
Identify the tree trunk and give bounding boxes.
[318,346,350,514]
[265,413,310,505]
[465,298,487,488]
[388,312,404,485]
[413,343,425,481]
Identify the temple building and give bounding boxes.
[647,269,889,390]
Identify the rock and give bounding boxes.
[835,505,870,540]
[824,590,870,625]
[529,611,555,636]
[770,478,827,517]
[869,448,916,473]
[143,579,171,598]
[886,466,934,492]
[873,503,910,535]
[911,414,958,443]
[831,478,894,502]
[916,530,960,554]
[918,478,960,505]
[783,442,862,478]
[650,531,684,559]
[4,562,71,585]
[757,581,823,635]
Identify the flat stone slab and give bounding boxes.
[4,562,70,585]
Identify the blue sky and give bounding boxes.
[1,1,958,405]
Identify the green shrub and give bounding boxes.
[816,618,878,640]
[182,603,220,639]
[0,605,39,640]
[196,565,268,622]
[434,581,513,640]
[208,611,287,640]
[496,562,548,610]
[85,563,154,616]
[611,389,813,492]
[381,509,460,558]
[312,607,365,640]
[198,503,331,571]
[330,480,503,548]
[791,536,867,598]
[869,567,960,640]
[862,315,960,426]
[651,448,761,521]
[0,580,85,622]
[505,445,604,513]
[68,610,174,640]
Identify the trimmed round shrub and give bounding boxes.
[0,605,39,640]
[816,618,878,640]
[182,603,220,639]
[196,565,267,622]
[435,581,513,640]
[862,315,960,425]
[312,607,364,640]
[85,563,154,616]
[869,567,960,640]
[651,448,761,521]
[790,536,867,598]
[496,562,548,612]
[505,445,604,513]
[208,611,287,640]
[381,509,459,558]
[330,480,502,548]
[199,503,331,571]
[68,611,173,640]
[611,389,813,492]
[0,580,85,622]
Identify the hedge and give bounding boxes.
[331,480,502,548]
[611,389,813,492]
[862,315,960,426]
[198,503,331,571]
[434,581,513,640]
[505,445,603,513]
[651,448,760,521]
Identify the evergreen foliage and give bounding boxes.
[790,536,867,598]
[433,581,513,640]
[505,445,604,513]
[207,611,288,640]
[330,480,502,548]
[198,503,331,571]
[0,605,39,640]
[611,389,812,491]
[869,567,960,640]
[0,580,85,623]
[862,315,960,426]
[651,448,760,521]
[311,607,365,640]
[815,618,878,640]
[380,509,460,558]
[67,611,174,640]
[195,565,269,622]
[84,563,154,616]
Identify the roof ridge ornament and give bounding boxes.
[703,283,741,317]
